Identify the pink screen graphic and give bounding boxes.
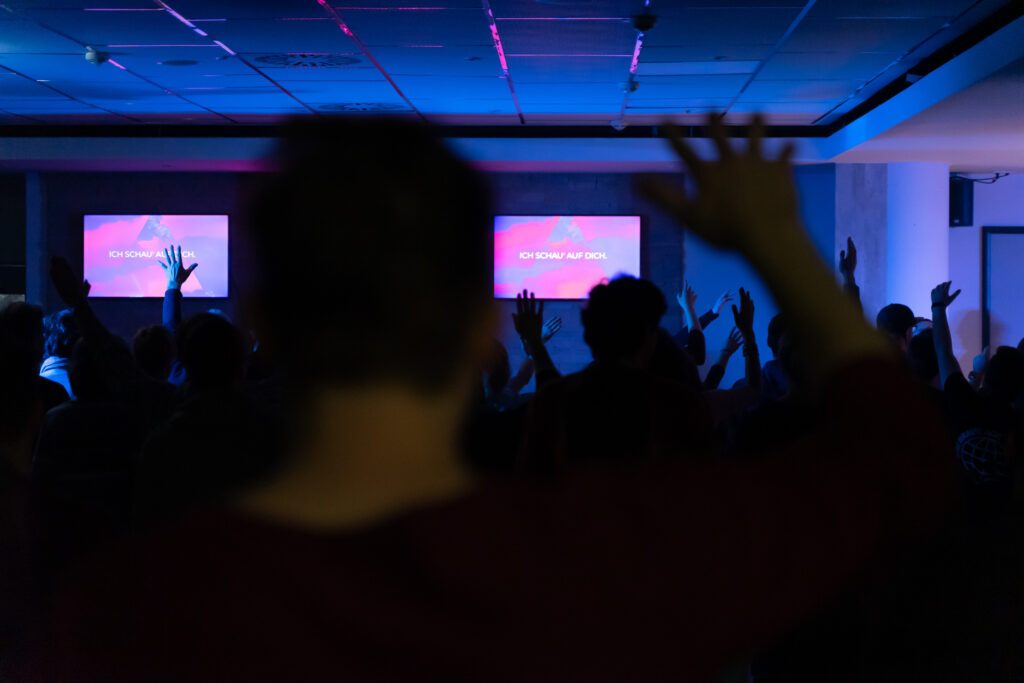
[83,215,229,298]
[494,215,640,299]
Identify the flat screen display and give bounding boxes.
[83,214,229,298]
[493,215,641,299]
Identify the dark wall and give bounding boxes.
[27,167,836,387]
[0,174,26,295]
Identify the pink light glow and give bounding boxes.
[628,33,644,75]
[213,40,236,56]
[495,17,628,21]
[107,59,127,70]
[485,8,509,72]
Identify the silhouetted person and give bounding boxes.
[35,116,954,682]
[521,275,714,473]
[40,309,79,400]
[132,325,174,382]
[135,313,280,526]
[876,302,916,355]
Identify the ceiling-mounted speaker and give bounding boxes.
[949,176,973,227]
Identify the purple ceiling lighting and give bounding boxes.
[0,0,1018,128]
[482,0,524,124]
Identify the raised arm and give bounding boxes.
[512,290,561,390]
[703,327,742,390]
[838,236,862,311]
[698,289,733,331]
[632,114,951,652]
[732,287,762,395]
[159,245,198,332]
[930,281,963,386]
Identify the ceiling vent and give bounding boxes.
[318,103,409,112]
[253,53,360,68]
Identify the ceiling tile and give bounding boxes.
[497,18,635,56]
[12,9,209,47]
[514,82,625,103]
[508,56,630,83]
[343,9,494,47]
[488,1,635,19]
[633,74,749,99]
[808,0,979,19]
[370,47,503,78]
[783,16,949,53]
[202,19,358,54]
[758,51,903,81]
[0,20,84,53]
[391,75,510,100]
[644,8,802,48]
[740,78,864,101]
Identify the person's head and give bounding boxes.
[912,317,932,337]
[766,313,788,360]
[982,346,1024,404]
[43,308,80,360]
[908,328,939,386]
[245,119,493,414]
[581,276,667,366]
[70,336,120,402]
[177,313,247,394]
[876,303,916,353]
[132,324,175,382]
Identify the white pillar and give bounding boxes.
[885,162,950,318]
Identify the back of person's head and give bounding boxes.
[983,346,1024,403]
[908,329,939,385]
[132,325,174,382]
[648,328,702,392]
[876,303,916,350]
[581,276,667,364]
[246,119,491,396]
[177,313,247,394]
[767,313,788,359]
[70,336,124,402]
[43,308,79,360]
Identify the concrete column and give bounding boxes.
[885,162,950,319]
[25,172,47,307]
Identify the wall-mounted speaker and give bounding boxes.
[949,176,973,227]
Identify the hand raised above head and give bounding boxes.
[50,256,90,307]
[158,244,199,291]
[732,288,755,339]
[512,289,544,346]
[640,113,800,256]
[930,281,961,310]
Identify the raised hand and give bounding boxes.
[641,113,799,255]
[513,289,545,352]
[158,244,199,291]
[50,256,91,307]
[839,237,857,284]
[541,317,562,344]
[675,282,698,311]
[732,287,755,340]
[723,327,743,357]
[930,281,961,310]
[711,289,734,316]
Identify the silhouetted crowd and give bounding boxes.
[2,117,1023,682]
